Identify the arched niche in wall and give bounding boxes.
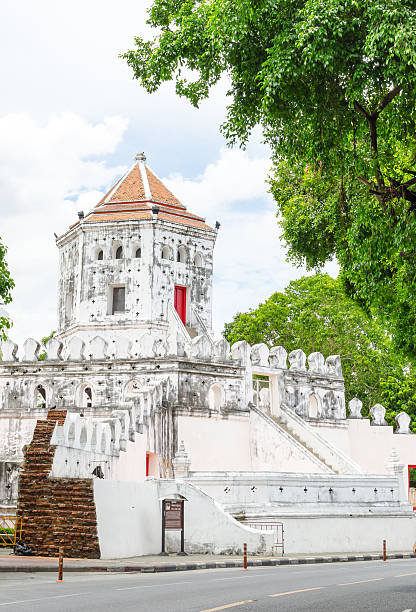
[94,246,105,261]
[76,383,94,408]
[161,245,172,260]
[208,383,224,411]
[35,384,47,409]
[177,245,187,263]
[112,241,123,260]
[309,393,319,418]
[194,252,204,267]
[124,379,141,400]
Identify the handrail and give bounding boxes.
[281,404,364,475]
[191,306,214,346]
[167,302,192,345]
[251,406,333,473]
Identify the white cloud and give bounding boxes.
[0,112,129,345]
[0,2,337,348]
[163,149,321,335]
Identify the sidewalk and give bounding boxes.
[0,548,415,573]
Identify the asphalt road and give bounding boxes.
[0,558,415,611]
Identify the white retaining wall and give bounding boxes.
[93,479,274,559]
[278,514,416,554]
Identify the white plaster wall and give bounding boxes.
[50,435,147,483]
[0,417,37,460]
[94,480,161,559]
[249,409,328,473]
[177,414,252,472]
[94,479,274,559]
[280,514,416,554]
[115,435,147,482]
[311,418,416,491]
[189,472,406,513]
[57,217,216,344]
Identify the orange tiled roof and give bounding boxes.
[79,153,214,232]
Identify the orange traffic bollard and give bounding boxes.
[383,539,387,562]
[243,542,247,571]
[57,547,64,582]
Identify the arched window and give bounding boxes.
[135,247,141,258]
[177,245,187,263]
[161,245,171,260]
[115,246,123,260]
[97,249,103,261]
[36,385,47,409]
[194,252,203,267]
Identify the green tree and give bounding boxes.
[0,236,14,341]
[224,274,416,429]
[123,0,416,355]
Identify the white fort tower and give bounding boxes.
[1,151,416,558]
[56,152,217,349]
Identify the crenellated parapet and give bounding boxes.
[1,333,231,364]
[0,334,240,418]
[230,340,346,421]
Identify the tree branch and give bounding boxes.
[357,176,376,189]
[373,85,403,117]
[353,100,370,121]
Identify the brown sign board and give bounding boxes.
[164,500,183,530]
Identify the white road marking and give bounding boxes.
[269,587,323,597]
[338,578,384,586]
[212,575,262,581]
[0,592,90,606]
[116,580,192,591]
[395,572,416,577]
[199,601,254,612]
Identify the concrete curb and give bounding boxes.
[1,553,415,573]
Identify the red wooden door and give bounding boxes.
[174,286,187,325]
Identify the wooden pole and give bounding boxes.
[383,539,387,562]
[243,543,247,571]
[57,547,63,582]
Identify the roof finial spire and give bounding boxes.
[135,152,146,163]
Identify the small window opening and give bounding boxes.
[194,252,203,267]
[92,465,104,479]
[135,247,141,258]
[112,286,126,314]
[36,385,46,409]
[177,245,187,263]
[115,246,123,259]
[97,250,103,260]
[84,387,92,408]
[162,245,170,260]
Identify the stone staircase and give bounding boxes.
[276,405,364,475]
[186,326,198,339]
[272,416,338,474]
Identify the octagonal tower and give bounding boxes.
[55,153,217,349]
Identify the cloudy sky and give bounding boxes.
[0,0,334,347]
